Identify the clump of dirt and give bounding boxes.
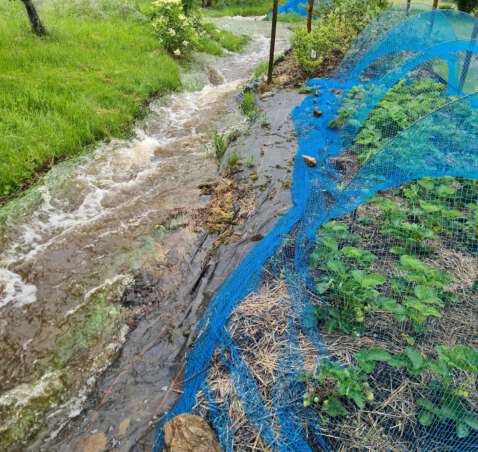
[199,175,256,258]
[328,150,361,186]
[258,49,344,91]
[270,49,307,88]
[202,178,237,233]
[121,272,164,308]
[310,50,344,78]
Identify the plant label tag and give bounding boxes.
[311,49,317,60]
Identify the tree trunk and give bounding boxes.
[20,0,47,36]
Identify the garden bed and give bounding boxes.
[305,73,478,449]
[309,178,478,449]
[192,176,478,449]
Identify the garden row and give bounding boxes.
[306,78,478,448]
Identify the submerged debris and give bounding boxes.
[313,107,323,118]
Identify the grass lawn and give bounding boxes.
[202,0,298,17]
[0,0,247,199]
[203,0,275,17]
[0,1,183,197]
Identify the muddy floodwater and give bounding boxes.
[0,18,292,450]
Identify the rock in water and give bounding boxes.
[206,66,225,86]
[163,414,221,452]
[79,432,107,452]
[313,107,323,117]
[302,155,317,167]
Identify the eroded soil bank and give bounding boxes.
[0,17,302,451]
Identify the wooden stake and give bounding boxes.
[307,0,314,33]
[429,0,439,33]
[459,19,478,92]
[267,0,279,85]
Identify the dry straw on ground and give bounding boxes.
[192,184,478,450]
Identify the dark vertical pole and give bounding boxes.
[459,19,478,92]
[267,0,279,85]
[429,0,438,33]
[406,0,411,16]
[307,0,314,33]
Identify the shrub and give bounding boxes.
[292,15,352,74]
[292,0,388,74]
[317,0,389,34]
[150,0,198,57]
[454,0,478,12]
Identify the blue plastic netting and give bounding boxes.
[277,0,309,16]
[277,0,333,17]
[155,5,478,451]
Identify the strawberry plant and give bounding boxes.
[352,344,478,439]
[328,85,367,129]
[372,195,436,255]
[391,255,452,330]
[400,178,477,245]
[417,345,478,439]
[312,222,386,335]
[315,259,386,335]
[302,359,374,417]
[355,347,392,373]
[333,80,451,164]
[304,345,478,439]
[356,346,429,375]
[383,220,437,255]
[417,395,478,439]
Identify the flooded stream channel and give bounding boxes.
[0,18,291,451]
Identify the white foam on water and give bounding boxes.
[0,269,37,308]
[0,19,290,309]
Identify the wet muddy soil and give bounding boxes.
[43,88,305,452]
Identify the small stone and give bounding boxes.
[163,414,220,452]
[80,432,108,452]
[313,107,323,118]
[118,418,130,436]
[303,155,317,167]
[250,234,264,242]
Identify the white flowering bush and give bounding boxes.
[150,0,198,57]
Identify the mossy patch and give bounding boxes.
[0,370,67,449]
[0,279,128,450]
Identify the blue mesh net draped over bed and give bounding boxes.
[154,6,478,451]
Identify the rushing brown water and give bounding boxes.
[0,18,290,449]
